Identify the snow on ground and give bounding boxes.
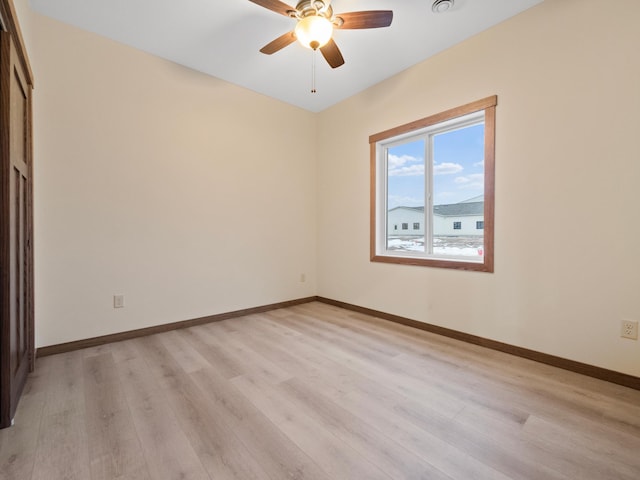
[387,237,483,257]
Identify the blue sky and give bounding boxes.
[387,123,485,208]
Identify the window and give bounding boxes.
[370,96,496,272]
[394,225,398,231]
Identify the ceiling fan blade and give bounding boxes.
[320,38,345,69]
[248,0,295,17]
[336,11,393,29]
[260,31,297,54]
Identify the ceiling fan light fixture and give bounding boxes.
[295,15,333,50]
[432,0,454,14]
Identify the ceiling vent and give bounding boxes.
[432,0,454,13]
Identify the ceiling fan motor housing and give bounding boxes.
[294,0,333,20]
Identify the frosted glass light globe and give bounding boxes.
[295,15,333,50]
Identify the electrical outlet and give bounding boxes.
[300,273,306,283]
[621,320,638,340]
[113,295,125,308]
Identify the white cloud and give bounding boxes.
[473,160,485,168]
[434,162,463,175]
[388,154,415,168]
[454,173,484,189]
[388,157,463,176]
[390,164,425,176]
[388,154,424,177]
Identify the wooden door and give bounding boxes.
[0,29,34,429]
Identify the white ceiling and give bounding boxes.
[30,0,543,112]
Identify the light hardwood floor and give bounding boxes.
[2,301,640,479]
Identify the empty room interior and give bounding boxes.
[1,0,640,479]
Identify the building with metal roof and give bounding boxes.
[388,198,484,237]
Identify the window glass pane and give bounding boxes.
[386,139,425,253]
[432,123,484,259]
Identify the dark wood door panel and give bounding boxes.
[1,28,33,429]
[11,166,28,385]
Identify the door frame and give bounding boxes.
[0,0,34,428]
[0,0,33,86]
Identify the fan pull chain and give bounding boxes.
[311,49,317,94]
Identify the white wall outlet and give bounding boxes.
[300,273,306,283]
[113,295,125,308]
[621,320,638,340]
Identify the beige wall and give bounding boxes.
[13,0,640,377]
[22,8,317,347]
[316,0,640,377]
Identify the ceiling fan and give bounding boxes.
[249,0,393,69]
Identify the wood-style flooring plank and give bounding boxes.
[234,315,369,393]
[278,377,455,480]
[26,351,91,480]
[115,355,211,480]
[177,325,245,380]
[308,303,640,479]
[283,305,640,461]
[30,410,91,480]
[190,366,334,480]
[263,313,467,419]
[40,350,85,418]
[231,374,393,480]
[5,301,640,480]
[0,380,45,480]
[333,302,640,409]
[159,330,212,374]
[182,324,292,384]
[393,398,571,480]
[134,335,274,480]
[521,413,640,479]
[333,388,513,480]
[83,353,151,480]
[109,338,143,364]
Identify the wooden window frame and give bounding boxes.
[369,96,496,273]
